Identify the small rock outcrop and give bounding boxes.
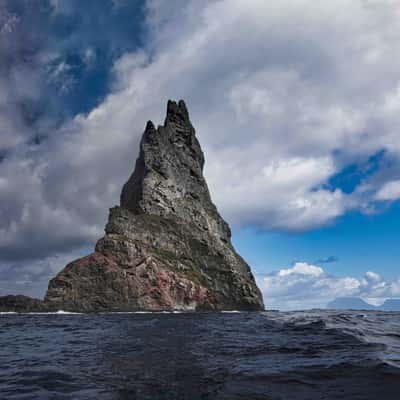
[21,100,264,312]
[0,295,45,312]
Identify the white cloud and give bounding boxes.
[375,179,400,200]
[278,262,324,277]
[77,0,400,231]
[258,262,400,310]
[2,0,400,268]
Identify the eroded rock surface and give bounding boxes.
[44,100,264,311]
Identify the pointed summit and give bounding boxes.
[145,120,156,132]
[45,100,264,312]
[165,99,190,123]
[121,99,207,225]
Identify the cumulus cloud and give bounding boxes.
[0,0,145,262]
[258,262,400,310]
[278,262,324,278]
[375,179,400,201]
[73,0,400,233]
[2,0,400,296]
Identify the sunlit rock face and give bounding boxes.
[45,100,264,312]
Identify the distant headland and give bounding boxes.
[327,297,400,311]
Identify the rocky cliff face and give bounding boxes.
[44,100,264,312]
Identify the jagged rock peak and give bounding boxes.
[42,99,265,312]
[163,99,196,143]
[165,99,190,125]
[120,99,224,238]
[145,120,156,132]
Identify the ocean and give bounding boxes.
[1,310,399,399]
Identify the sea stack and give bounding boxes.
[44,100,264,311]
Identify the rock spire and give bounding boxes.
[43,100,264,311]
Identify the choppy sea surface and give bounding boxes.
[1,310,400,399]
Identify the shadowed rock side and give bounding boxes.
[0,295,46,312]
[44,100,264,312]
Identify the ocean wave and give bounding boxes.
[1,310,400,399]
[265,309,400,368]
[0,310,83,315]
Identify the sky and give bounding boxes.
[1,0,400,310]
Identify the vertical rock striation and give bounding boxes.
[44,100,264,311]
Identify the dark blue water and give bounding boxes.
[1,310,400,399]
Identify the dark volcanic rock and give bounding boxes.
[0,295,46,312]
[44,100,264,312]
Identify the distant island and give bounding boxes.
[0,100,264,313]
[327,297,400,311]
